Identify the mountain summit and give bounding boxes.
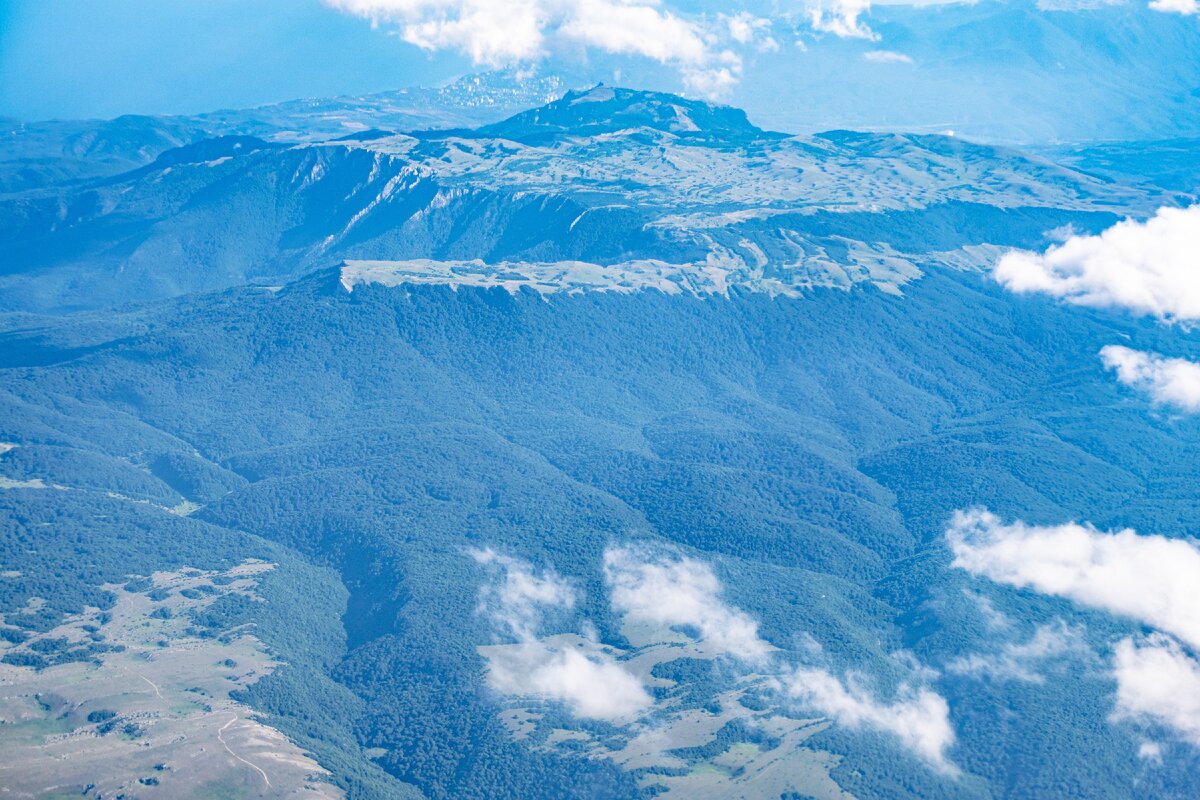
[473,85,772,144]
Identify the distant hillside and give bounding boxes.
[1,85,1187,313]
[0,71,568,192]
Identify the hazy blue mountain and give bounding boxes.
[726,0,1200,143]
[0,71,569,193]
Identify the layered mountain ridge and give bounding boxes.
[0,71,569,192]
[2,84,1188,313]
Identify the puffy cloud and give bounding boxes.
[863,49,913,64]
[485,640,653,721]
[471,547,576,640]
[807,0,878,40]
[324,0,744,95]
[784,667,957,770]
[723,12,779,51]
[945,620,1090,683]
[472,548,651,721]
[604,545,956,767]
[604,544,771,660]
[478,546,959,760]
[558,1,707,62]
[948,511,1200,751]
[331,0,541,63]
[1112,635,1200,746]
[947,509,1200,651]
[605,543,957,766]
[993,205,1200,324]
[1138,740,1165,763]
[1150,0,1199,14]
[1100,345,1200,413]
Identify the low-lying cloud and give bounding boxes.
[993,205,1200,324]
[947,509,1200,651]
[784,667,957,770]
[485,640,652,721]
[949,510,1200,749]
[472,548,651,721]
[1100,345,1200,413]
[472,547,576,639]
[605,543,957,766]
[945,620,1090,683]
[950,513,1200,753]
[603,544,771,661]
[474,544,959,767]
[1113,635,1200,746]
[324,0,747,95]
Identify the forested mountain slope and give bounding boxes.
[2,85,1198,800]
[3,260,1198,798]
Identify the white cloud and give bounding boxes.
[324,0,745,95]
[807,0,879,40]
[993,205,1200,324]
[947,509,1200,651]
[964,590,1013,632]
[864,49,912,63]
[604,544,771,660]
[485,640,653,721]
[784,667,957,770]
[948,512,1200,752]
[471,547,576,640]
[604,546,956,768]
[1150,0,1199,14]
[476,546,961,758]
[945,620,1089,683]
[1100,345,1200,413]
[1037,0,1124,9]
[472,548,652,721]
[723,11,778,51]
[1138,740,1165,763]
[1113,635,1200,746]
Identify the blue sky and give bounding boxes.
[2,0,1198,143]
[0,0,467,120]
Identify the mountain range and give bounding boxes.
[2,84,1192,313]
[1,81,1198,800]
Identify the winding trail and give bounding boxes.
[218,715,272,788]
[137,673,163,700]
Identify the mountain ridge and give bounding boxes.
[2,86,1177,314]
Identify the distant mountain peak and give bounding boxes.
[474,85,772,144]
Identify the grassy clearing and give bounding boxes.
[0,563,342,800]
